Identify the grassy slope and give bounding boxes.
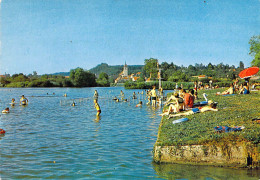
[156,89,260,146]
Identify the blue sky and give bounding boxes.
[0,0,259,75]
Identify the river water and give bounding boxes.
[0,87,259,179]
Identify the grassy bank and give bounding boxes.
[156,89,260,146]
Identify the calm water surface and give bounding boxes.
[0,87,259,179]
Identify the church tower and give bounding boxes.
[123,61,128,77]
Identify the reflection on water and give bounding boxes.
[153,163,260,180]
[0,87,259,179]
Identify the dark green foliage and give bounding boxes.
[156,89,260,146]
[70,67,96,87]
[143,58,159,79]
[249,35,260,67]
[27,79,54,87]
[96,72,110,87]
[0,68,96,88]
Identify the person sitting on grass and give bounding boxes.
[216,84,234,95]
[164,93,178,105]
[160,93,184,116]
[184,89,194,109]
[239,82,250,94]
[168,100,218,118]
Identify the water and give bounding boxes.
[0,87,259,179]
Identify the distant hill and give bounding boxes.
[49,63,144,77]
[89,63,144,76]
[51,72,70,76]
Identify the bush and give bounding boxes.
[5,82,29,88]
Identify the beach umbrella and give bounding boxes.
[239,66,259,79]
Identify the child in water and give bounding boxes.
[94,99,101,116]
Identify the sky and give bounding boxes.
[0,0,259,75]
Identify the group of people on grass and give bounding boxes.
[160,87,218,117]
[160,77,254,118]
[217,79,250,95]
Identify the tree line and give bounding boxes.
[0,68,109,88]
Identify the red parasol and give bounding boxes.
[239,66,259,79]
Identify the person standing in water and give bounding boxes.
[94,90,99,102]
[20,95,28,105]
[11,98,15,106]
[120,90,124,100]
[150,86,157,107]
[133,92,137,99]
[94,99,101,116]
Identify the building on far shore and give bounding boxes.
[114,62,141,83]
[191,75,213,79]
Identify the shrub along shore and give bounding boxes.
[153,88,260,167]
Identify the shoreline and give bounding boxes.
[153,89,260,168]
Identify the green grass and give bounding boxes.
[156,89,260,146]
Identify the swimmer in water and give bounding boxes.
[11,98,15,106]
[72,101,76,106]
[136,101,142,107]
[113,96,119,101]
[64,93,67,97]
[20,95,28,105]
[94,99,101,116]
[2,107,10,114]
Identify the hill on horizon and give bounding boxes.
[88,63,144,76]
[50,72,70,76]
[50,63,144,77]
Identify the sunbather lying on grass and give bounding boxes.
[214,125,245,133]
[167,101,218,118]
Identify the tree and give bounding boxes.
[97,72,110,87]
[33,71,38,77]
[207,63,214,70]
[98,72,109,80]
[249,35,260,67]
[70,67,96,87]
[143,58,158,79]
[239,61,244,69]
